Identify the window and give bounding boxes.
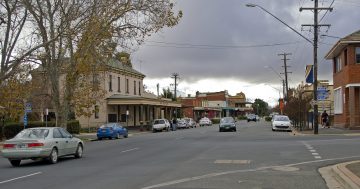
[59,128,72,138]
[126,79,129,94]
[95,105,99,119]
[134,80,137,95]
[344,49,348,66]
[334,56,342,73]
[53,128,63,138]
[356,47,360,64]
[139,81,141,95]
[109,75,112,92]
[334,87,343,114]
[117,77,121,92]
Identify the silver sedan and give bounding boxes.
[1,127,84,167]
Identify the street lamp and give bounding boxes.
[320,34,341,39]
[246,3,319,134]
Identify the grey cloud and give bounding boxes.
[133,0,360,88]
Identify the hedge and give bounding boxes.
[3,120,80,139]
[211,118,220,124]
[237,115,247,120]
[265,116,272,122]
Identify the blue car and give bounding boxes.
[97,123,128,140]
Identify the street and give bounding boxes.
[1,120,360,189]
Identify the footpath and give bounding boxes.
[294,126,360,189]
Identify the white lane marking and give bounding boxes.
[302,141,322,159]
[314,156,322,159]
[121,148,139,153]
[175,137,184,140]
[214,160,251,164]
[312,153,319,156]
[310,150,316,152]
[141,155,360,189]
[0,172,42,184]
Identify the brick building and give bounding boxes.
[325,30,360,129]
[180,91,252,121]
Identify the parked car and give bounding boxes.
[272,115,292,132]
[219,117,237,132]
[1,127,84,167]
[247,114,257,122]
[177,119,188,129]
[152,119,171,132]
[97,123,128,140]
[199,117,212,126]
[183,118,196,128]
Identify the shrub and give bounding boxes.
[237,115,247,120]
[211,118,220,124]
[66,120,80,134]
[265,116,272,122]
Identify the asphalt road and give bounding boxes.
[1,120,360,189]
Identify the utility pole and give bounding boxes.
[171,73,179,101]
[300,0,332,135]
[156,83,160,97]
[278,53,292,100]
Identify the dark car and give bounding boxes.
[97,123,128,140]
[219,117,237,132]
[247,114,257,122]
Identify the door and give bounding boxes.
[59,128,77,154]
[52,128,66,156]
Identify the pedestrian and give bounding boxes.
[172,118,177,131]
[321,110,329,128]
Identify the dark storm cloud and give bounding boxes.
[133,0,360,87]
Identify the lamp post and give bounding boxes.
[246,3,319,134]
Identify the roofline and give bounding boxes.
[325,40,360,60]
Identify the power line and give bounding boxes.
[144,40,303,50]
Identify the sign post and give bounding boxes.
[24,103,32,129]
[45,108,49,127]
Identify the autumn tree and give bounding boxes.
[0,64,34,121]
[21,0,182,127]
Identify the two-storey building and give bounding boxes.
[325,30,360,129]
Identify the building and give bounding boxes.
[180,91,252,121]
[31,58,181,128]
[325,30,360,129]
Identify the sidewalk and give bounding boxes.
[320,161,360,189]
[293,126,360,136]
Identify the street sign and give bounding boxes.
[25,103,32,113]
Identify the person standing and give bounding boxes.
[321,110,329,128]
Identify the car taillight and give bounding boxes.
[27,143,44,148]
[3,144,16,149]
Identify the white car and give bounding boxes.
[199,117,212,126]
[183,118,196,128]
[177,119,188,129]
[2,127,84,167]
[152,119,170,132]
[272,115,292,132]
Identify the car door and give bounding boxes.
[59,128,76,155]
[52,128,67,156]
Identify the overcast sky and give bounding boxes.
[132,0,360,106]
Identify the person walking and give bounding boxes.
[321,110,329,128]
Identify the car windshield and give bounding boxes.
[275,116,290,121]
[15,129,49,139]
[154,120,165,124]
[221,117,234,123]
[100,124,114,129]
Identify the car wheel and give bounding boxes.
[272,128,275,131]
[219,128,222,132]
[234,129,237,132]
[116,133,120,139]
[152,129,156,133]
[124,133,128,138]
[98,137,102,140]
[9,159,21,167]
[49,148,58,164]
[74,144,83,158]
